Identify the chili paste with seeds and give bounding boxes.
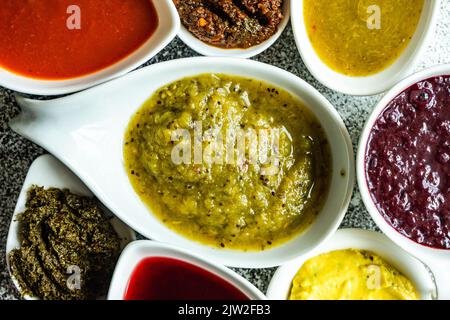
[173,0,284,49]
[8,186,121,300]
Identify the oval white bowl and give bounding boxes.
[266,229,436,300]
[0,0,180,96]
[10,57,354,268]
[107,240,266,300]
[356,64,450,299]
[177,0,290,58]
[290,0,440,95]
[5,154,136,300]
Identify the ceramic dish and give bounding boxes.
[357,64,450,299]
[290,0,440,95]
[0,0,180,96]
[5,154,136,300]
[10,57,354,268]
[108,240,265,300]
[266,229,436,300]
[177,0,290,58]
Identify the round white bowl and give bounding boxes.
[290,0,440,95]
[107,240,266,300]
[177,0,290,58]
[267,229,436,300]
[0,0,180,96]
[10,57,354,268]
[5,154,136,300]
[357,64,450,299]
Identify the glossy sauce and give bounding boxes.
[366,76,450,249]
[123,74,331,250]
[124,257,250,300]
[304,0,424,76]
[0,0,158,79]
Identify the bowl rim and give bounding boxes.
[11,56,354,268]
[176,0,290,58]
[266,228,437,300]
[0,0,180,96]
[290,0,441,95]
[107,240,266,300]
[356,64,450,260]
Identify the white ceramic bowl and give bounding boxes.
[267,229,436,300]
[10,57,354,268]
[357,64,450,299]
[107,240,266,300]
[0,0,180,96]
[290,0,440,95]
[177,0,290,58]
[5,154,136,300]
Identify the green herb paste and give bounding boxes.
[8,186,121,300]
[124,74,331,250]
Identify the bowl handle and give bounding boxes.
[422,256,450,300]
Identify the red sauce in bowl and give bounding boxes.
[124,257,250,300]
[365,76,450,249]
[0,0,158,80]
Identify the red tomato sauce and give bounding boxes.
[0,0,158,80]
[124,257,250,300]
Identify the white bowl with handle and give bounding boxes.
[9,57,354,268]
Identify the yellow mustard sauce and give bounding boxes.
[289,249,419,300]
[304,0,424,76]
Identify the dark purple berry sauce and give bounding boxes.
[365,75,450,249]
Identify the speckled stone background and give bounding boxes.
[1,2,449,300]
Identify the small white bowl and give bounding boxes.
[357,64,450,299]
[10,57,354,268]
[107,240,266,300]
[5,154,136,300]
[266,229,436,300]
[177,0,290,58]
[0,0,180,96]
[290,0,440,95]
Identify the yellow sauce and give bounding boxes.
[289,249,419,300]
[304,0,424,76]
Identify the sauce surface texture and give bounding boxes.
[0,0,158,79]
[8,186,121,300]
[124,257,249,300]
[366,76,450,249]
[304,0,424,76]
[289,249,419,300]
[124,74,331,250]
